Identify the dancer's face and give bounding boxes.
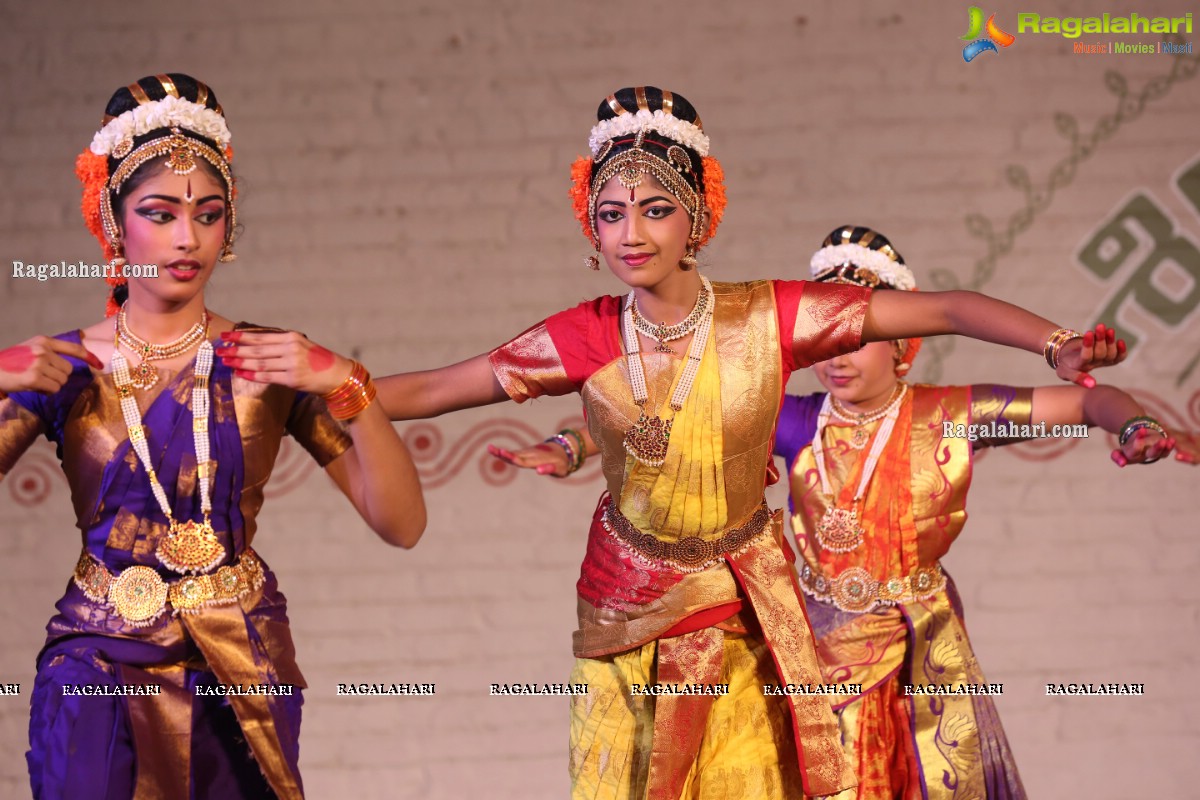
[119,166,226,306]
[594,174,692,289]
[812,340,901,407]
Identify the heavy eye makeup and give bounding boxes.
[597,198,679,224]
[133,202,225,225]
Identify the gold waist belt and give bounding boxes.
[798,561,945,613]
[602,502,772,573]
[73,548,266,628]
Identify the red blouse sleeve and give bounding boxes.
[488,295,624,403]
[774,280,871,371]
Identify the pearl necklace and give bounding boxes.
[111,321,224,575]
[116,306,210,391]
[622,276,714,467]
[830,382,908,450]
[809,387,905,553]
[630,278,712,354]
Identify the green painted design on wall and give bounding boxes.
[919,48,1200,382]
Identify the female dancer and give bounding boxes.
[0,74,425,799]
[228,87,1123,799]
[508,225,1188,799]
[775,226,1177,799]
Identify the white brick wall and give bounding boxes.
[1,2,1197,797]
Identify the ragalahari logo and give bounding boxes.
[961,7,1016,61]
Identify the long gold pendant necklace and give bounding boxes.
[810,384,907,553]
[111,312,224,574]
[622,276,714,467]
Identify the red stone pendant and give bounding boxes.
[129,359,159,391]
[814,506,865,553]
[623,411,672,467]
[156,519,224,574]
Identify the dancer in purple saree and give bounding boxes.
[0,74,425,799]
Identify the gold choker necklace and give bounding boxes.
[630,281,712,354]
[830,383,908,449]
[116,306,209,391]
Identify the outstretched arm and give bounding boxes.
[1028,384,1175,466]
[490,424,599,478]
[375,353,509,420]
[863,290,1125,387]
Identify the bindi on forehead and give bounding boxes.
[184,179,194,204]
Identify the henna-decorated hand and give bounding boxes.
[1172,430,1200,465]
[0,335,103,395]
[1110,427,1175,467]
[487,442,572,478]
[1057,324,1126,388]
[216,330,351,395]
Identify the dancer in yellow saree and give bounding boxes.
[234,87,1125,799]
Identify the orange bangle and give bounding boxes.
[321,361,376,420]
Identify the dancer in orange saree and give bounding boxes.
[232,87,1124,799]
[777,225,1183,799]
[0,74,424,799]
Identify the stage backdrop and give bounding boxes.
[1,1,1197,797]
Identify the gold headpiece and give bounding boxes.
[82,75,237,274]
[570,87,726,257]
[587,128,705,245]
[99,127,236,260]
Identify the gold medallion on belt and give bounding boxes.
[799,561,945,613]
[73,549,265,627]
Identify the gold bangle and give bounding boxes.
[1043,328,1082,369]
[321,361,376,420]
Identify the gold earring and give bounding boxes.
[584,243,601,271]
[679,239,699,270]
[219,241,237,263]
[109,239,127,270]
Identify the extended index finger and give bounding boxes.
[42,337,103,369]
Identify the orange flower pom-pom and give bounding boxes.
[568,155,594,246]
[699,156,726,246]
[75,149,110,257]
[899,336,922,373]
[76,148,126,316]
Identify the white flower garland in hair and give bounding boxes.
[810,244,917,290]
[588,109,710,157]
[90,95,231,156]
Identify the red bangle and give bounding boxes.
[321,361,376,420]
